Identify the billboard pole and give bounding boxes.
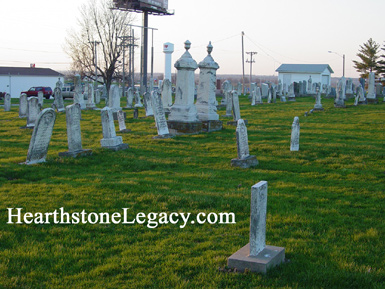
[241,31,245,95]
[141,11,149,94]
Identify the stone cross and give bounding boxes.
[4,93,11,111]
[19,93,28,118]
[196,41,220,121]
[151,90,170,137]
[144,92,154,117]
[100,107,129,151]
[24,108,56,165]
[168,40,199,123]
[161,78,173,109]
[26,97,41,128]
[290,116,300,151]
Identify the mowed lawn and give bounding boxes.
[0,95,384,289]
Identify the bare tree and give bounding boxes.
[65,0,135,92]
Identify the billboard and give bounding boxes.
[140,0,168,10]
[113,0,171,14]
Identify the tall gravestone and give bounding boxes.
[271,84,277,103]
[237,82,242,95]
[346,78,353,96]
[224,90,233,118]
[196,42,222,132]
[19,93,28,118]
[161,79,173,110]
[86,83,96,110]
[23,108,56,165]
[126,87,134,108]
[335,78,346,108]
[53,86,65,112]
[307,76,313,94]
[144,92,154,117]
[255,87,263,104]
[261,83,269,98]
[74,74,86,109]
[230,119,258,168]
[290,116,300,151]
[134,89,143,107]
[250,83,256,106]
[228,181,285,273]
[167,40,202,134]
[4,93,11,111]
[354,85,366,106]
[302,80,307,95]
[37,91,44,107]
[221,80,231,105]
[151,90,171,138]
[25,97,41,129]
[59,103,92,158]
[100,107,129,151]
[366,72,377,103]
[108,85,122,112]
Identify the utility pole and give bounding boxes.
[241,31,245,95]
[246,51,257,87]
[119,36,131,96]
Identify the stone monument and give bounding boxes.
[74,74,86,110]
[366,72,377,103]
[59,103,92,158]
[4,93,11,111]
[335,78,346,108]
[287,83,296,101]
[37,91,44,107]
[224,89,233,118]
[313,87,324,110]
[100,107,129,151]
[255,86,263,104]
[86,83,96,110]
[230,119,258,168]
[290,116,300,151]
[53,86,65,112]
[143,92,154,117]
[108,85,122,112]
[23,108,56,165]
[227,181,285,273]
[134,89,143,108]
[19,93,28,118]
[355,84,366,105]
[261,83,269,98]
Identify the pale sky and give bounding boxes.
[1,0,385,78]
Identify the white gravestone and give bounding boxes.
[221,80,231,105]
[24,108,56,165]
[100,107,129,151]
[346,78,353,95]
[230,119,258,168]
[237,82,242,95]
[74,74,86,109]
[335,78,346,108]
[267,89,272,103]
[59,103,92,157]
[355,85,366,105]
[53,87,65,112]
[19,93,28,118]
[4,93,11,111]
[290,116,300,151]
[288,83,295,101]
[255,87,263,104]
[307,76,313,94]
[224,90,233,117]
[161,79,173,109]
[168,40,199,123]
[232,90,241,122]
[151,90,171,138]
[134,89,143,108]
[108,85,122,112]
[143,92,154,117]
[271,85,277,103]
[26,97,41,128]
[38,91,44,107]
[366,72,376,101]
[117,110,130,133]
[126,87,134,108]
[314,87,323,110]
[227,181,285,273]
[250,83,256,106]
[261,83,269,98]
[196,41,220,122]
[95,89,101,105]
[86,83,96,109]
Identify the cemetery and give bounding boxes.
[0,69,384,287]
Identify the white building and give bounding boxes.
[276,64,334,89]
[0,67,64,98]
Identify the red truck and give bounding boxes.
[21,86,53,99]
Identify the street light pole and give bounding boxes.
[241,31,245,95]
[246,51,257,87]
[328,50,345,77]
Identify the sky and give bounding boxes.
[1,0,385,79]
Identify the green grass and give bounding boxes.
[0,96,384,288]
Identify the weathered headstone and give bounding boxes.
[307,76,313,94]
[335,78,346,108]
[151,90,171,138]
[37,91,44,107]
[23,108,56,165]
[53,87,65,112]
[126,87,134,108]
[230,119,258,168]
[100,106,129,151]
[74,74,86,109]
[143,92,154,117]
[167,40,202,134]
[290,116,300,151]
[255,87,263,104]
[277,80,283,96]
[134,89,143,108]
[237,82,242,95]
[56,77,63,90]
[227,181,285,273]
[355,84,366,105]
[4,93,11,111]
[108,85,122,112]
[59,103,92,158]
[287,83,296,101]
[366,72,377,103]
[302,80,307,95]
[95,89,101,105]
[261,83,269,98]
[250,83,256,106]
[221,80,231,105]
[25,97,41,129]
[161,78,173,110]
[232,90,241,122]
[271,84,277,103]
[267,89,272,103]
[19,93,28,118]
[86,83,96,110]
[346,78,353,95]
[117,109,131,133]
[314,87,324,110]
[224,90,233,118]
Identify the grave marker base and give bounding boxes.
[201,120,223,132]
[227,243,285,274]
[59,149,93,158]
[231,155,258,168]
[167,121,202,134]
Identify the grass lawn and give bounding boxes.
[0,95,384,288]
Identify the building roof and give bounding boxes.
[0,67,64,77]
[276,64,334,74]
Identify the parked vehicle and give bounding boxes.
[21,87,53,99]
[61,86,75,99]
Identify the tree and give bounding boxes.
[352,38,381,79]
[377,42,385,78]
[65,0,135,92]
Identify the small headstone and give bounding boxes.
[287,83,296,101]
[59,103,92,158]
[237,82,242,95]
[355,84,366,105]
[143,92,154,117]
[302,80,307,95]
[100,106,129,151]
[232,90,241,121]
[227,181,285,273]
[23,108,56,165]
[117,109,131,133]
[151,90,171,138]
[346,78,354,95]
[74,74,86,109]
[290,116,300,151]
[267,89,272,103]
[335,78,346,108]
[19,93,28,118]
[307,76,312,94]
[221,80,231,105]
[277,80,283,96]
[250,83,256,106]
[133,108,139,119]
[230,119,258,168]
[4,93,11,111]
[25,97,41,129]
[53,87,65,112]
[271,85,277,103]
[95,89,101,105]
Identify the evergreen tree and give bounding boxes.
[377,42,385,78]
[353,38,381,79]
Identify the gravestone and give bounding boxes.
[250,83,256,106]
[196,42,222,132]
[4,93,11,111]
[224,90,233,118]
[298,81,304,96]
[151,90,171,138]
[227,181,285,273]
[271,84,277,103]
[255,87,263,104]
[117,109,131,133]
[25,97,41,129]
[19,93,28,118]
[134,89,143,107]
[59,103,92,158]
[161,79,173,110]
[231,119,258,168]
[167,40,202,134]
[126,87,134,108]
[232,90,241,121]
[346,78,354,96]
[302,80,307,95]
[314,87,324,110]
[307,76,312,94]
[100,106,129,151]
[290,116,300,151]
[74,74,86,109]
[267,89,272,103]
[23,108,56,165]
[261,83,269,98]
[237,82,242,95]
[86,83,96,110]
[53,87,65,112]
[287,83,296,101]
[366,72,377,103]
[221,80,231,105]
[108,85,122,112]
[95,89,101,105]
[335,78,346,108]
[143,92,154,117]
[56,77,63,90]
[38,91,44,107]
[277,80,283,96]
